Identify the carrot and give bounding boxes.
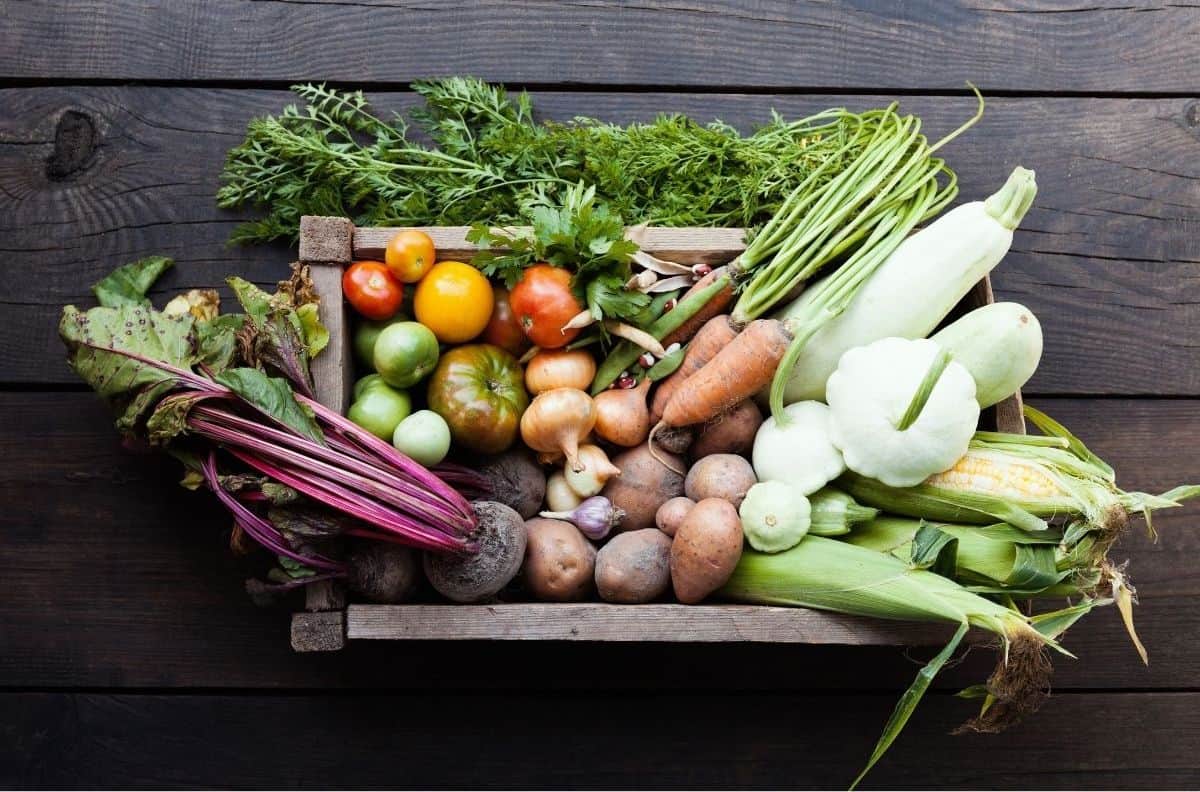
[660,266,736,349]
[650,314,738,421]
[661,319,792,428]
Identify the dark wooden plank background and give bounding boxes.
[1,1,1198,788]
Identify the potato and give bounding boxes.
[655,496,695,537]
[685,453,757,508]
[477,448,546,519]
[602,445,686,532]
[690,400,763,459]
[522,518,597,601]
[671,498,743,604]
[347,540,420,603]
[425,501,526,603]
[595,529,673,604]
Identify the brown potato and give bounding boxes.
[684,453,757,509]
[522,518,597,601]
[595,529,673,604]
[690,400,763,459]
[655,496,696,537]
[602,445,686,532]
[670,498,743,604]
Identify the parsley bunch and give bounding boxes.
[469,184,648,324]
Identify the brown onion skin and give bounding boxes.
[594,378,652,446]
[519,387,597,471]
[524,348,597,394]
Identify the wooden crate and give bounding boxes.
[290,216,1026,652]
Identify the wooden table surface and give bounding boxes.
[3,1,1199,788]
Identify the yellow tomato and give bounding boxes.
[414,261,495,344]
[384,230,436,283]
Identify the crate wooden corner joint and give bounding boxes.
[290,216,1025,653]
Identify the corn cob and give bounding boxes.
[840,406,1193,534]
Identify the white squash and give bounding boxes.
[774,167,1037,404]
[739,482,811,554]
[931,302,1043,408]
[826,337,980,488]
[751,401,845,495]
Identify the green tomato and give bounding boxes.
[347,384,412,440]
[392,410,452,467]
[352,373,387,401]
[353,316,407,369]
[373,321,440,388]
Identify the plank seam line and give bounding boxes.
[0,686,1195,697]
[0,78,1197,100]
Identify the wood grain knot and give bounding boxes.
[1184,100,1200,129]
[45,110,98,181]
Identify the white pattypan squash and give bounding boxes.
[826,337,979,488]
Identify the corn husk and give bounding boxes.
[841,406,1194,534]
[721,535,1100,788]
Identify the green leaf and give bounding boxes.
[585,274,651,324]
[226,276,316,394]
[278,555,317,579]
[262,482,301,504]
[167,446,206,490]
[92,256,173,308]
[215,367,324,445]
[116,380,178,436]
[296,303,329,358]
[59,303,197,404]
[851,622,969,790]
[145,392,206,446]
[228,277,272,326]
[195,313,245,374]
[256,310,315,396]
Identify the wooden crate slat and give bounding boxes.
[346,603,966,646]
[352,225,747,266]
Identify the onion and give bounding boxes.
[545,471,584,512]
[519,387,597,471]
[525,349,597,394]
[593,378,651,446]
[564,444,622,497]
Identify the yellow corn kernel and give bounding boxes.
[926,451,1063,500]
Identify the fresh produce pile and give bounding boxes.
[62,80,1199,787]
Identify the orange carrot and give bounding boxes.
[650,314,737,421]
[660,266,736,349]
[661,319,792,428]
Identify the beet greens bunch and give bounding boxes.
[60,258,483,583]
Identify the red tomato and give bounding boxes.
[481,286,531,357]
[343,261,404,320]
[508,264,584,349]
